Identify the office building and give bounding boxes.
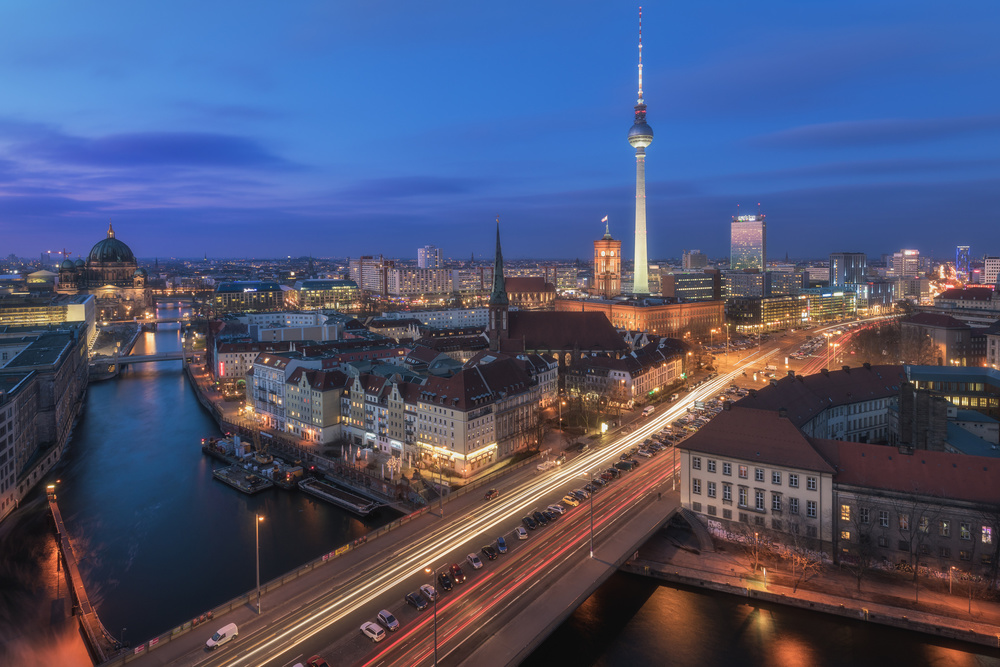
[730,215,766,272]
[984,256,1000,287]
[211,282,287,315]
[682,250,708,270]
[892,250,921,278]
[956,246,971,279]
[660,269,721,301]
[417,245,443,269]
[829,252,867,288]
[290,279,360,311]
[725,271,770,299]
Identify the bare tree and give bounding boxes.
[899,329,939,365]
[841,494,883,592]
[890,496,941,602]
[734,524,772,574]
[785,524,823,592]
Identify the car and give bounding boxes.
[206,622,238,650]
[572,489,589,500]
[542,510,557,522]
[637,449,653,458]
[449,563,467,583]
[437,572,454,591]
[467,552,484,569]
[522,515,538,530]
[619,452,632,461]
[532,510,549,525]
[516,526,528,540]
[420,583,439,601]
[583,483,597,494]
[614,461,633,472]
[497,536,508,553]
[484,488,499,501]
[561,495,580,507]
[546,504,566,515]
[307,655,331,667]
[406,591,429,610]
[481,545,498,560]
[604,467,621,478]
[601,471,614,482]
[361,621,385,642]
[378,609,400,631]
[591,478,606,488]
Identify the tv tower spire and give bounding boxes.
[628,7,654,295]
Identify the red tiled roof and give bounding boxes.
[416,358,533,411]
[681,406,836,474]
[817,441,1000,505]
[505,311,627,353]
[218,341,292,354]
[286,368,348,391]
[736,365,904,427]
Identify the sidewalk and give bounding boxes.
[627,526,1000,649]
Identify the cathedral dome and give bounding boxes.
[134,267,147,277]
[88,223,136,264]
[60,259,76,270]
[75,258,86,268]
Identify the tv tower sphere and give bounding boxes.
[628,118,654,148]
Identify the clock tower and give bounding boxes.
[593,218,622,299]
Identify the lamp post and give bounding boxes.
[559,400,566,430]
[724,323,731,361]
[763,566,767,589]
[950,566,955,594]
[424,565,445,665]
[255,514,264,614]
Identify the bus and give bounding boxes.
[642,406,655,417]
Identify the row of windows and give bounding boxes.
[691,456,817,490]
[693,480,817,517]
[841,504,993,543]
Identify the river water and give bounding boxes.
[1,309,998,666]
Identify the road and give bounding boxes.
[149,346,779,667]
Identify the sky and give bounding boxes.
[0,1,998,262]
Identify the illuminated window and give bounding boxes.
[841,505,851,521]
[983,526,993,545]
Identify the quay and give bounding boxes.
[211,466,273,494]
[298,477,380,516]
[47,487,118,663]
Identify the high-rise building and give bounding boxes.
[956,246,970,279]
[985,256,1000,287]
[593,219,622,299]
[730,214,766,271]
[829,252,867,288]
[627,9,653,295]
[682,250,708,270]
[891,250,920,278]
[417,245,443,269]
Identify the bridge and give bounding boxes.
[101,348,779,667]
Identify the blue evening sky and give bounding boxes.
[1,1,998,261]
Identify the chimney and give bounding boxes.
[778,407,788,419]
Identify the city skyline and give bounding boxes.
[1,1,998,260]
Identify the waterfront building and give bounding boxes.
[0,371,38,522]
[212,341,292,390]
[211,281,287,315]
[593,222,623,299]
[829,252,867,288]
[555,297,723,340]
[682,250,708,270]
[627,9,653,295]
[730,215,766,272]
[289,279,360,311]
[284,368,349,443]
[55,223,151,316]
[956,246,971,279]
[0,294,97,349]
[891,249,921,278]
[659,269,721,301]
[417,245,443,269]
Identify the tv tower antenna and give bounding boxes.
[638,6,644,103]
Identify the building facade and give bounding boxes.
[730,215,766,272]
[417,245,443,269]
[290,279,360,311]
[212,282,287,315]
[593,225,623,299]
[829,252,867,288]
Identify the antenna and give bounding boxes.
[637,7,644,103]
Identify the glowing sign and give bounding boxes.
[735,215,763,222]
[243,288,258,293]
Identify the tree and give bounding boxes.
[889,496,941,602]
[784,524,823,592]
[841,494,884,592]
[899,329,939,365]
[734,524,772,574]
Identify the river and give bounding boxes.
[1,309,998,666]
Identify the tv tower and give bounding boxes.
[627,7,653,295]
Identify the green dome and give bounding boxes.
[89,223,135,264]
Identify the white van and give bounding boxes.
[642,406,655,417]
[206,622,238,650]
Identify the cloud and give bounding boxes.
[750,116,1000,149]
[340,176,485,199]
[0,194,104,216]
[721,157,1000,183]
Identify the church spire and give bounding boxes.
[489,216,508,307]
[107,219,115,239]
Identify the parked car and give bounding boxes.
[437,572,454,591]
[481,544,498,560]
[484,488,499,501]
[522,515,538,530]
[516,527,528,540]
[572,489,589,500]
[591,477,606,488]
[378,609,400,631]
[497,536,509,553]
[306,656,331,667]
[406,591,429,610]
[206,622,238,650]
[546,504,566,515]
[543,510,557,522]
[604,467,621,478]
[467,552,484,569]
[561,495,580,507]
[449,563,467,583]
[360,621,385,642]
[532,510,549,525]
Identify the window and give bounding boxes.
[788,474,798,488]
[692,456,701,470]
[918,517,929,533]
[692,479,701,494]
[790,522,800,534]
[772,519,782,530]
[739,512,749,523]
[723,483,732,502]
[739,487,748,508]
[708,505,717,516]
[879,510,889,528]
[983,526,993,545]
[707,481,716,498]
[940,547,951,559]
[960,550,971,561]
[755,515,765,526]
[878,536,889,548]
[807,525,818,538]
[860,508,870,525]
[707,460,716,473]
[807,500,817,519]
[755,490,765,512]
[899,515,910,531]
[840,504,851,522]
[772,471,781,485]
[841,530,851,541]
[723,462,732,476]
[692,502,702,512]
[789,498,799,515]
[739,465,748,479]
[723,509,732,519]
[939,520,950,537]
[898,540,909,551]
[961,522,972,540]
[807,477,817,491]
[755,468,765,482]
[772,495,782,512]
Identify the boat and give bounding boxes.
[212,465,273,494]
[298,478,380,516]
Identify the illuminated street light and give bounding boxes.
[255,514,265,614]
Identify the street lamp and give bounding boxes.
[763,566,767,589]
[255,514,264,614]
[950,566,956,594]
[578,471,597,558]
[559,400,566,430]
[424,565,445,665]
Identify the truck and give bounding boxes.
[642,406,655,417]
